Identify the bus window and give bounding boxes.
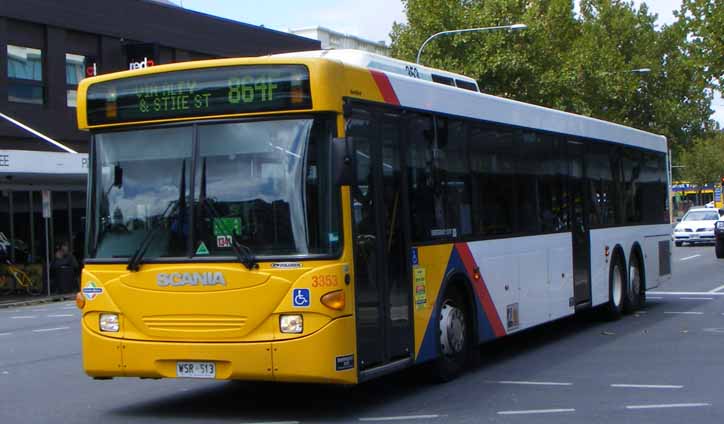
[469,124,515,236]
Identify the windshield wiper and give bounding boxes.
[199,198,259,270]
[127,200,179,272]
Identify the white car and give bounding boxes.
[672,207,720,246]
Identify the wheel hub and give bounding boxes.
[440,302,465,356]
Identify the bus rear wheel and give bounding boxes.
[603,253,626,320]
[430,286,471,382]
[624,254,645,312]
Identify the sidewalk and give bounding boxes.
[0,293,76,309]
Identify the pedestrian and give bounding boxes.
[50,241,79,294]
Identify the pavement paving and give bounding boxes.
[1,243,724,423]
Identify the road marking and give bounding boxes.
[664,311,704,315]
[0,333,12,336]
[10,316,36,319]
[29,308,48,312]
[626,403,710,410]
[359,415,439,421]
[495,380,573,386]
[709,284,724,293]
[61,306,76,309]
[647,296,663,300]
[679,297,713,300]
[241,422,301,424]
[651,292,724,296]
[497,408,575,415]
[47,314,74,318]
[680,254,701,261]
[32,326,70,333]
[611,384,683,389]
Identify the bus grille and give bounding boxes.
[142,315,247,332]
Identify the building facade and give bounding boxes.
[0,0,320,296]
[290,27,390,56]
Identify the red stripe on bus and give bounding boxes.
[370,70,400,105]
[455,243,506,337]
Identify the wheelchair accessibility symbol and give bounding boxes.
[293,288,311,307]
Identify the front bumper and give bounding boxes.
[82,316,357,384]
[673,231,715,243]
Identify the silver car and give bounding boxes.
[672,207,720,246]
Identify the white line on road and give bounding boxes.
[680,254,701,261]
[626,403,710,410]
[709,284,724,293]
[10,316,37,319]
[679,297,714,300]
[46,314,74,318]
[31,326,70,333]
[242,421,300,424]
[664,311,704,315]
[29,309,48,312]
[61,306,76,309]
[647,297,663,300]
[495,380,573,386]
[652,292,724,296]
[497,408,575,415]
[611,384,683,389]
[359,415,439,421]
[0,333,12,336]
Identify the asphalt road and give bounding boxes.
[2,243,724,424]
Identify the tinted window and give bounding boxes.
[470,124,515,236]
[407,114,439,241]
[436,118,472,237]
[621,148,643,224]
[455,79,478,92]
[431,74,455,86]
[586,143,618,228]
[640,151,669,224]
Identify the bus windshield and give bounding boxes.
[89,117,341,261]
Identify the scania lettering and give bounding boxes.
[156,272,226,287]
[76,49,670,385]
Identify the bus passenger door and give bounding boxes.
[347,107,412,373]
[567,140,592,307]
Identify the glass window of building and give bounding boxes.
[65,53,86,107]
[7,45,44,104]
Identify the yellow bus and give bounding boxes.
[76,50,670,384]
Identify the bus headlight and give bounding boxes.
[279,314,303,334]
[99,313,119,332]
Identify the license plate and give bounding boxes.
[176,361,216,379]
[691,234,699,239]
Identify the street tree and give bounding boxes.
[679,132,724,203]
[389,0,716,152]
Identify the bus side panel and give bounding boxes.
[467,234,574,333]
[589,225,671,307]
[413,235,575,363]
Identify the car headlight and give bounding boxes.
[279,314,303,334]
[99,313,119,332]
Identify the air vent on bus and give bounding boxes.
[431,74,455,86]
[455,79,479,92]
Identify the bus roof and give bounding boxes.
[272,50,667,153]
[271,49,480,92]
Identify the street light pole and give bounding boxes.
[416,23,527,65]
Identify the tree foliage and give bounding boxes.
[679,132,724,190]
[389,0,717,154]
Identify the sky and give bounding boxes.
[174,0,721,126]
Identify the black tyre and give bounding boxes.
[675,241,682,247]
[602,253,626,320]
[430,286,471,382]
[716,240,724,259]
[623,253,645,313]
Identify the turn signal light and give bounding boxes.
[321,290,345,311]
[75,292,85,309]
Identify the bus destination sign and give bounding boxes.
[86,65,312,125]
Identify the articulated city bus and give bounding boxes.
[76,50,671,384]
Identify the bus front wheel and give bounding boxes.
[430,286,471,382]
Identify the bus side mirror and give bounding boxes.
[113,164,123,188]
[332,137,353,186]
[719,208,724,216]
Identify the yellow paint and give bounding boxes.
[412,244,454,360]
[76,54,396,383]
